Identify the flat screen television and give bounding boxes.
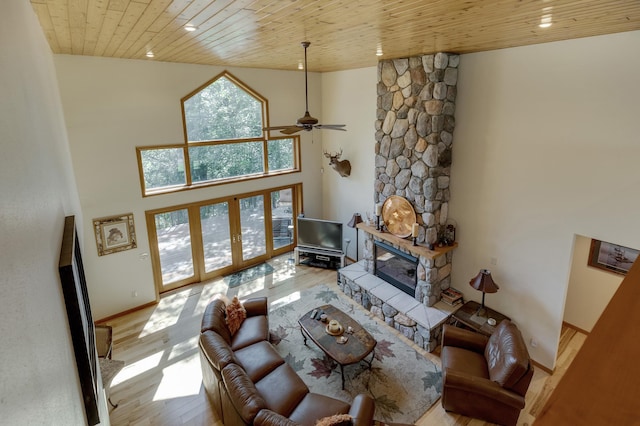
[59,216,100,425]
[297,217,343,253]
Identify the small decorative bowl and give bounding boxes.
[326,320,343,335]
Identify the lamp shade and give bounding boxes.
[469,269,499,294]
[347,213,363,228]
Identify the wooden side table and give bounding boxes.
[451,300,510,336]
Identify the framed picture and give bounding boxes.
[94,213,137,256]
[588,239,639,276]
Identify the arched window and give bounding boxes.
[137,71,299,196]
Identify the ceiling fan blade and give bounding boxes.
[263,125,298,131]
[314,124,347,131]
[279,126,305,135]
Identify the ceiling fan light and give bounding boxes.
[184,25,198,32]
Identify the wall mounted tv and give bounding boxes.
[297,217,343,253]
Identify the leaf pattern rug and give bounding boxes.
[269,284,442,424]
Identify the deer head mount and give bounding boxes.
[324,149,351,177]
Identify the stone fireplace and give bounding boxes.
[338,52,460,352]
[371,51,459,306]
[374,241,418,297]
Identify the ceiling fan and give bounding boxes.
[263,41,346,135]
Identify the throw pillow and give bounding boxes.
[225,296,246,335]
[315,414,352,426]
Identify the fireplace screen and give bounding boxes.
[374,241,418,297]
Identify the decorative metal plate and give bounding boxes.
[381,196,416,238]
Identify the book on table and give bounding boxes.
[441,287,463,305]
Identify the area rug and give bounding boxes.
[224,263,274,288]
[269,285,442,423]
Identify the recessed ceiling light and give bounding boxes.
[146,51,155,58]
[376,43,383,57]
[539,16,552,28]
[184,25,198,32]
[539,7,553,28]
[298,61,304,70]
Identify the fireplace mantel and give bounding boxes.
[357,223,457,260]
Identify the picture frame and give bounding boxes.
[93,213,137,256]
[588,239,639,276]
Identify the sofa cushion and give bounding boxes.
[231,315,270,350]
[234,340,285,382]
[255,363,309,417]
[221,363,267,423]
[485,321,530,389]
[200,330,236,371]
[441,346,489,379]
[288,393,351,426]
[201,300,232,344]
[226,296,247,335]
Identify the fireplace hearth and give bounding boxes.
[374,241,418,297]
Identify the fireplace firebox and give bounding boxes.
[374,241,419,297]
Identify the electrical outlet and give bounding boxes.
[132,290,138,298]
[490,257,498,265]
[530,338,538,348]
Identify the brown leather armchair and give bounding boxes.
[440,320,534,426]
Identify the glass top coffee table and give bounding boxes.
[298,304,377,389]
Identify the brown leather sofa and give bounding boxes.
[198,297,376,426]
[440,320,534,426]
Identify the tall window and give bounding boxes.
[137,71,299,196]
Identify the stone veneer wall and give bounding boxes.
[369,52,459,307]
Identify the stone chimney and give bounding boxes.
[370,52,459,306]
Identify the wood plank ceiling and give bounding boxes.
[30,0,640,72]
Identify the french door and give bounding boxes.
[147,185,299,293]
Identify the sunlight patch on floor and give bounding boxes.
[270,291,301,310]
[168,336,200,361]
[273,262,296,281]
[237,278,265,298]
[111,351,163,386]
[153,352,202,401]
[140,291,189,337]
[196,281,229,312]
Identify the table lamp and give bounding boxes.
[469,269,499,316]
[347,213,363,261]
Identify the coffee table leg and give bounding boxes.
[364,349,375,369]
[300,328,308,346]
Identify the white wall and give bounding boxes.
[564,235,624,332]
[54,55,326,319]
[450,30,640,369]
[321,68,378,260]
[0,0,108,424]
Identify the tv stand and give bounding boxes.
[295,247,345,270]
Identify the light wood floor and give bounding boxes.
[104,254,586,426]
